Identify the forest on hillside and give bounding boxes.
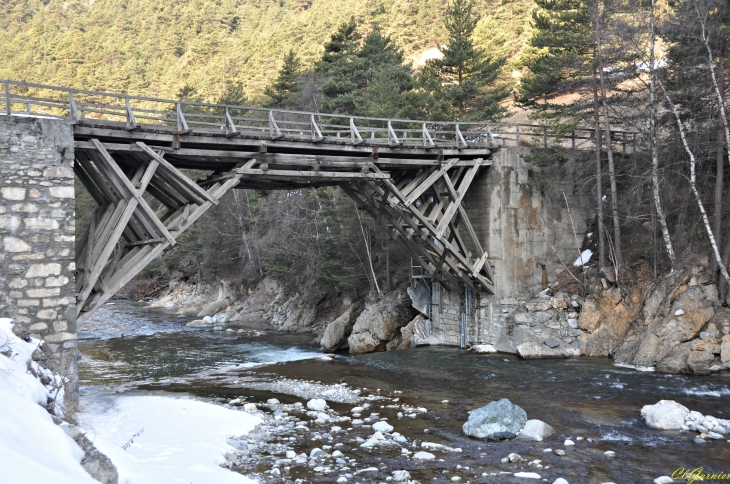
[7,0,730,303]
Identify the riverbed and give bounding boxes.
[78,301,730,483]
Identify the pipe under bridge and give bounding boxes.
[3,80,503,323]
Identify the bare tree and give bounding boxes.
[595,0,624,268]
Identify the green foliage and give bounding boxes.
[320,24,413,117]
[424,0,508,120]
[518,0,594,106]
[0,0,535,104]
[264,49,302,108]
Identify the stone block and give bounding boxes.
[36,309,57,320]
[23,218,59,230]
[26,288,60,297]
[10,203,38,213]
[44,332,75,343]
[0,215,21,231]
[1,187,26,200]
[17,299,40,307]
[25,263,61,277]
[28,323,47,331]
[49,186,74,198]
[8,278,27,289]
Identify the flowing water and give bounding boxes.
[79,302,730,483]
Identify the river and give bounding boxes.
[78,301,730,483]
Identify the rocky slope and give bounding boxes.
[494,258,730,374]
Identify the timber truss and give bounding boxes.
[342,158,494,294]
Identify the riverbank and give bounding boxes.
[135,253,730,376]
[73,302,730,483]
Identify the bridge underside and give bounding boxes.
[73,124,496,323]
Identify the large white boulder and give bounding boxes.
[641,400,689,430]
[307,398,328,411]
[517,419,555,440]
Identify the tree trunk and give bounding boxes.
[660,79,730,287]
[592,70,607,272]
[648,0,676,273]
[595,0,623,268]
[713,53,725,277]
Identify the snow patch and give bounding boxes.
[573,249,593,267]
[80,395,262,484]
[0,318,97,483]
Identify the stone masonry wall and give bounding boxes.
[0,116,77,408]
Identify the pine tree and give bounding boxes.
[320,25,413,117]
[518,0,593,105]
[320,16,362,68]
[264,49,302,108]
[427,0,507,120]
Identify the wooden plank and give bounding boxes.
[403,158,459,206]
[137,160,159,193]
[136,142,219,205]
[235,168,390,179]
[77,199,138,314]
[435,159,482,238]
[92,139,177,246]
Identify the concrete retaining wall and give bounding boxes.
[431,147,594,347]
[0,116,77,408]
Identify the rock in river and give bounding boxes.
[517,419,555,440]
[641,400,689,430]
[462,398,527,439]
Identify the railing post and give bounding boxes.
[422,123,435,148]
[310,114,323,142]
[387,120,401,146]
[455,123,467,148]
[571,130,575,150]
[268,111,282,139]
[224,107,237,136]
[543,126,548,148]
[622,131,626,156]
[69,90,80,122]
[515,124,520,146]
[350,118,363,145]
[125,97,137,130]
[176,103,189,133]
[5,80,11,116]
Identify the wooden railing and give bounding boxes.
[1,79,636,152]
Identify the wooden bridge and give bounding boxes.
[1,80,637,323]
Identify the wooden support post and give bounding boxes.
[422,123,435,148]
[125,97,137,130]
[177,103,189,134]
[224,107,237,136]
[269,111,282,139]
[311,114,323,142]
[350,118,363,145]
[69,90,80,122]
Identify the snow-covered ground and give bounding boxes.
[0,318,262,484]
[80,395,261,484]
[0,318,97,484]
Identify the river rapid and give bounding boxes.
[78,301,730,484]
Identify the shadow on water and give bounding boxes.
[79,304,730,483]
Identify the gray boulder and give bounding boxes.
[320,302,363,352]
[517,419,555,440]
[407,281,430,316]
[197,298,230,318]
[463,398,527,439]
[348,290,416,354]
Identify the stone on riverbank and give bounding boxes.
[307,398,328,411]
[412,451,435,460]
[517,419,555,440]
[320,302,363,352]
[470,344,498,354]
[641,400,689,430]
[347,290,416,354]
[462,398,527,439]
